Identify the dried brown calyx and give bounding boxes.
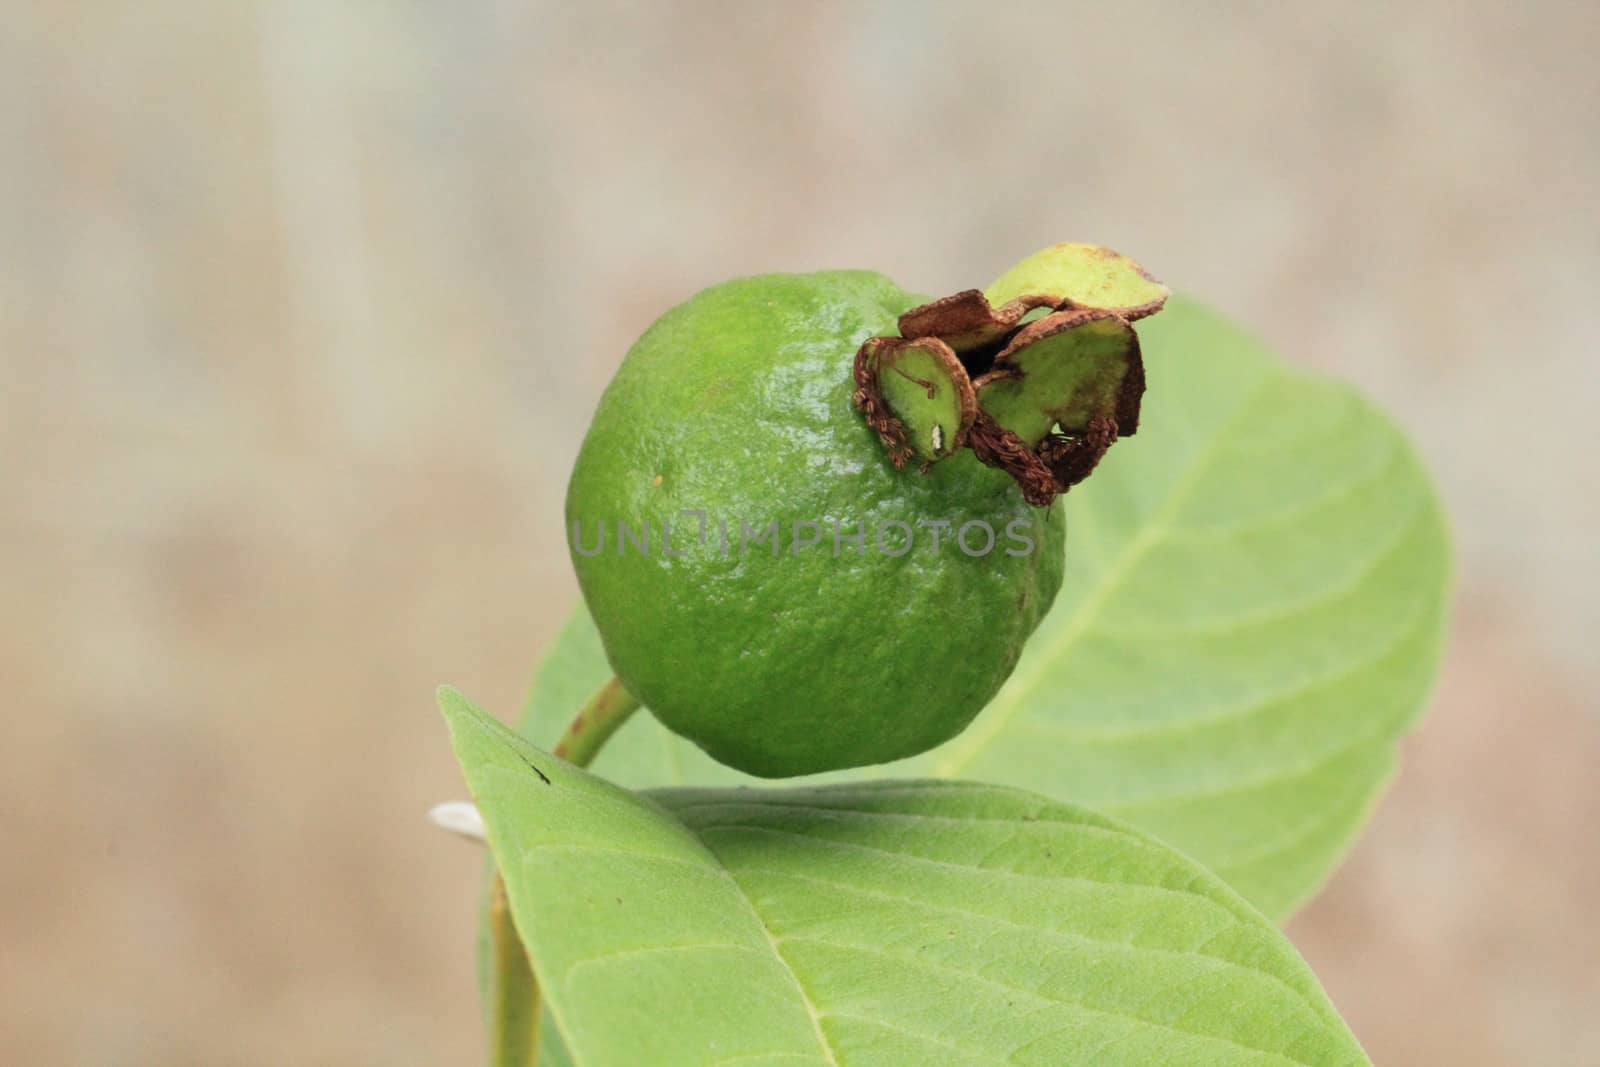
[853,243,1167,506]
[852,335,974,470]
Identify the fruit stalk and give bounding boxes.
[551,676,642,767]
[487,675,641,1067]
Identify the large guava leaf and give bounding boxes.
[446,691,1371,1066]
[522,296,1451,919]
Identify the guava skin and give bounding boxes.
[566,271,1065,777]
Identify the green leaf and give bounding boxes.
[927,299,1451,917]
[446,690,1371,1067]
[524,296,1452,919]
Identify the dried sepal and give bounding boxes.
[854,242,1162,506]
[897,289,1032,361]
[984,242,1169,322]
[853,335,975,467]
[976,309,1143,446]
[1038,414,1118,491]
[853,337,913,468]
[967,411,1058,508]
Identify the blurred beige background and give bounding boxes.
[2,2,1596,1064]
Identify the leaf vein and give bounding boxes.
[795,937,1318,1066]
[1012,557,1438,748]
[703,843,1326,1025]
[562,940,764,983]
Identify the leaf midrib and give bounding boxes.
[716,863,842,1066]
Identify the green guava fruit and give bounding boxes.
[566,271,1066,777]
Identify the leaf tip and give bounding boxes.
[435,686,507,772]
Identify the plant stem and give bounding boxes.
[487,675,642,1067]
[487,873,539,1066]
[552,676,642,767]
